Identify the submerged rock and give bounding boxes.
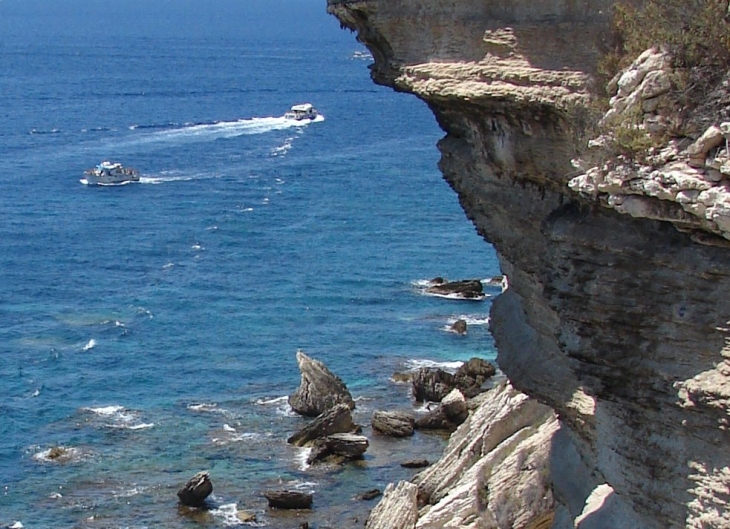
[401,459,430,469]
[288,350,355,417]
[177,471,213,508]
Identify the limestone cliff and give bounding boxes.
[327,1,730,528]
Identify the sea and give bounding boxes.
[0,1,500,527]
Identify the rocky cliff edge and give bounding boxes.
[327,1,730,528]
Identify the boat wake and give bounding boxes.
[128,115,323,147]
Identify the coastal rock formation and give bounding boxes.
[289,350,355,417]
[263,490,314,510]
[177,471,213,508]
[425,279,484,299]
[328,1,730,527]
[372,410,416,437]
[306,432,369,464]
[287,403,357,447]
[365,383,557,529]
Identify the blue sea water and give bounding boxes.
[0,1,500,527]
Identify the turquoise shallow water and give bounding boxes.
[0,0,500,527]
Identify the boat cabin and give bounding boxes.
[285,103,317,120]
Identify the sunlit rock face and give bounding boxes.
[328,1,730,528]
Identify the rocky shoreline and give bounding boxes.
[325,0,730,527]
[173,345,505,527]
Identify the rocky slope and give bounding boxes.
[327,1,730,527]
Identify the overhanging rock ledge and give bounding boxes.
[327,1,730,528]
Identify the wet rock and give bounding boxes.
[177,471,213,507]
[415,390,468,431]
[288,350,355,417]
[357,489,382,501]
[287,403,356,447]
[426,279,484,299]
[263,490,313,510]
[450,319,467,334]
[454,357,496,397]
[401,459,430,469]
[371,410,415,437]
[307,433,369,464]
[411,367,455,402]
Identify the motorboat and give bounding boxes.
[83,161,140,186]
[284,103,318,121]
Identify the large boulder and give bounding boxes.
[263,490,313,510]
[306,433,369,464]
[288,350,355,417]
[416,390,468,431]
[412,358,496,403]
[411,368,455,402]
[177,471,213,507]
[371,410,415,437]
[454,357,497,398]
[287,403,357,447]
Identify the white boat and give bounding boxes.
[83,161,140,186]
[284,103,318,121]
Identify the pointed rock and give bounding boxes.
[177,471,213,507]
[288,350,355,417]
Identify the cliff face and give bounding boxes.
[327,1,730,528]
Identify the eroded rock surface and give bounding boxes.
[328,1,730,527]
[289,349,355,417]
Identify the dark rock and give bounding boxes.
[415,406,458,431]
[263,490,313,510]
[371,410,415,437]
[414,391,468,431]
[177,471,213,507]
[307,433,369,463]
[425,279,484,299]
[454,357,497,398]
[455,357,496,381]
[401,459,430,469]
[327,433,368,458]
[287,403,356,447]
[450,319,468,334]
[357,489,382,501]
[411,367,455,402]
[288,350,355,417]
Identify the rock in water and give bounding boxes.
[288,350,355,417]
[287,403,356,447]
[450,318,468,334]
[425,279,484,299]
[177,471,213,507]
[411,367,455,402]
[263,490,313,509]
[371,410,415,437]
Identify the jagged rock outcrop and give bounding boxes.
[328,1,730,527]
[289,350,355,417]
[365,383,557,529]
[287,403,357,447]
[372,410,416,437]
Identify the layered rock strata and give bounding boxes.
[328,1,730,527]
